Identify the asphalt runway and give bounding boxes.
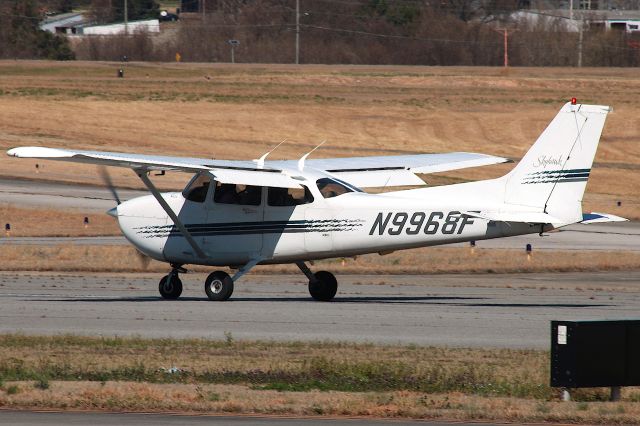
[0,411,504,426]
[1,271,639,349]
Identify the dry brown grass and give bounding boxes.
[0,62,637,219]
[0,334,639,423]
[0,205,120,237]
[5,381,640,423]
[0,244,638,274]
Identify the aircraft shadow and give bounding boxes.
[464,302,611,308]
[26,296,610,308]
[30,295,484,304]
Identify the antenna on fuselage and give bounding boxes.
[298,140,326,171]
[253,139,286,169]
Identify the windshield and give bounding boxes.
[316,178,360,199]
[182,173,211,203]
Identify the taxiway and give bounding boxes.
[1,271,638,349]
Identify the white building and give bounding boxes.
[507,9,640,32]
[81,19,161,36]
[40,12,93,34]
[40,13,160,36]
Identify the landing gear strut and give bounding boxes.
[296,262,338,301]
[159,266,184,300]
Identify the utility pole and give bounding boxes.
[493,28,510,68]
[202,0,206,20]
[569,0,573,20]
[124,0,128,35]
[503,29,508,67]
[577,14,584,67]
[295,0,300,64]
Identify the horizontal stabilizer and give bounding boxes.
[462,210,564,224]
[580,212,628,224]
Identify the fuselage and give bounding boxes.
[113,170,553,267]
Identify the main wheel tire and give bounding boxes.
[205,271,234,301]
[308,271,338,301]
[159,274,183,300]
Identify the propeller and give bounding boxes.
[99,165,122,205]
[98,166,152,270]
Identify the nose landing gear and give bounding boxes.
[158,265,186,300]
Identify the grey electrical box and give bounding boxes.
[551,320,640,388]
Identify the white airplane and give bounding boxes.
[7,101,626,301]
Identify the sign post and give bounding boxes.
[227,39,240,63]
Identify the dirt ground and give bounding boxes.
[0,61,637,219]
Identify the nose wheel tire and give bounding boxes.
[159,274,183,300]
[205,271,234,301]
[308,271,338,301]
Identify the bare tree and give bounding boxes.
[90,0,114,24]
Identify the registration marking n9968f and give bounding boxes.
[369,211,474,236]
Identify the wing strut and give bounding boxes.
[136,171,207,259]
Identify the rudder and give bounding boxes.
[502,102,610,224]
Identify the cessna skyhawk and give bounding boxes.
[7,101,625,301]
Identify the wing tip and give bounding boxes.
[6,146,72,159]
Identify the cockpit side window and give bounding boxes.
[214,182,262,206]
[268,186,314,206]
[183,173,211,203]
[316,178,358,199]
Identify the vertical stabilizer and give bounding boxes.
[503,102,610,224]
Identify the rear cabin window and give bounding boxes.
[268,186,314,206]
[214,182,261,206]
[316,178,357,199]
[183,173,211,203]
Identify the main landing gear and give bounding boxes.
[158,261,338,302]
[204,271,234,301]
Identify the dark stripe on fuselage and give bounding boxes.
[162,227,352,237]
[135,219,363,238]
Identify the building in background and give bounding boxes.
[40,12,93,34]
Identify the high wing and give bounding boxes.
[271,152,512,187]
[6,146,302,189]
[7,147,511,189]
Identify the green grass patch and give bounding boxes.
[0,333,555,399]
[6,384,19,395]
